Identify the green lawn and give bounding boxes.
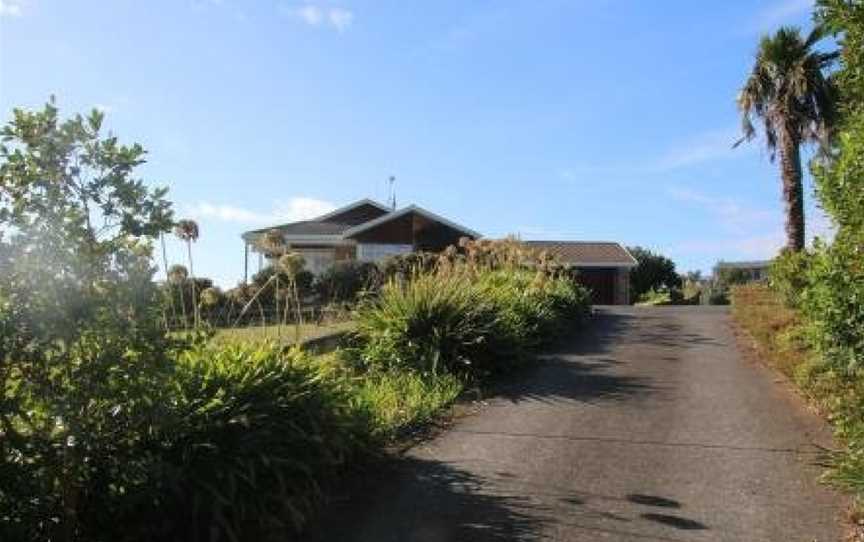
[211,320,354,346]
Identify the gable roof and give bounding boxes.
[342,204,481,239]
[526,241,637,268]
[314,198,392,225]
[241,199,390,241]
[241,199,480,243]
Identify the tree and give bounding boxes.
[174,219,200,326]
[0,100,175,540]
[736,25,837,251]
[628,246,682,302]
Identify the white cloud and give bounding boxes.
[656,129,746,171]
[328,7,353,31]
[558,128,755,180]
[184,197,336,225]
[666,186,775,235]
[272,197,337,222]
[285,4,353,31]
[753,0,813,31]
[294,4,323,25]
[0,0,23,17]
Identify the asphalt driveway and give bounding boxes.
[306,306,843,541]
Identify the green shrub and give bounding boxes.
[770,249,812,308]
[354,272,500,375]
[353,267,588,379]
[799,239,864,373]
[315,261,380,304]
[354,370,463,438]
[125,344,372,541]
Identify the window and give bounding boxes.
[357,243,412,262]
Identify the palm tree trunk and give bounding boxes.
[186,240,198,326]
[160,233,177,329]
[778,125,805,251]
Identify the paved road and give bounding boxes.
[307,306,843,541]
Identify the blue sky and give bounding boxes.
[0,0,832,287]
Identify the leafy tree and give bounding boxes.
[0,100,175,540]
[736,26,837,251]
[627,246,682,302]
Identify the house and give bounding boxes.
[241,199,481,277]
[713,260,772,283]
[525,241,638,305]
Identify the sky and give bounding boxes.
[0,0,834,287]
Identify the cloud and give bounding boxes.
[666,185,835,266]
[0,0,22,17]
[656,129,748,171]
[328,7,353,31]
[294,4,323,25]
[753,0,813,31]
[666,186,775,235]
[184,197,336,225]
[285,4,353,31]
[558,128,756,181]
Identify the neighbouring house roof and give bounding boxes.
[714,260,772,270]
[525,241,638,268]
[241,199,480,246]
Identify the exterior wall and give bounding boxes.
[349,211,472,252]
[334,244,356,261]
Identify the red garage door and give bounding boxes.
[576,268,616,305]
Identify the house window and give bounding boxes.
[357,243,413,263]
[297,249,336,275]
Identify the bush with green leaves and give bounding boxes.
[353,243,590,379]
[314,261,380,304]
[0,100,176,541]
[123,344,372,541]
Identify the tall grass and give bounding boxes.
[731,284,864,511]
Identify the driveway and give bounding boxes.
[306,306,843,541]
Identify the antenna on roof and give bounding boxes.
[387,175,396,210]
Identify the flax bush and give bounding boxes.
[353,239,590,379]
[121,344,371,542]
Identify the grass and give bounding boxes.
[353,370,464,439]
[730,283,864,523]
[730,283,811,378]
[211,320,354,346]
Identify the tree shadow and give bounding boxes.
[626,494,681,508]
[492,310,657,405]
[301,457,551,542]
[641,513,708,531]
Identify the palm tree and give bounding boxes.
[174,219,200,326]
[736,25,837,251]
[167,264,189,328]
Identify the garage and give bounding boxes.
[525,241,638,305]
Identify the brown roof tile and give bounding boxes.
[526,241,637,267]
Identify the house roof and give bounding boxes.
[314,198,392,224]
[343,204,481,240]
[241,199,480,244]
[526,241,638,268]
